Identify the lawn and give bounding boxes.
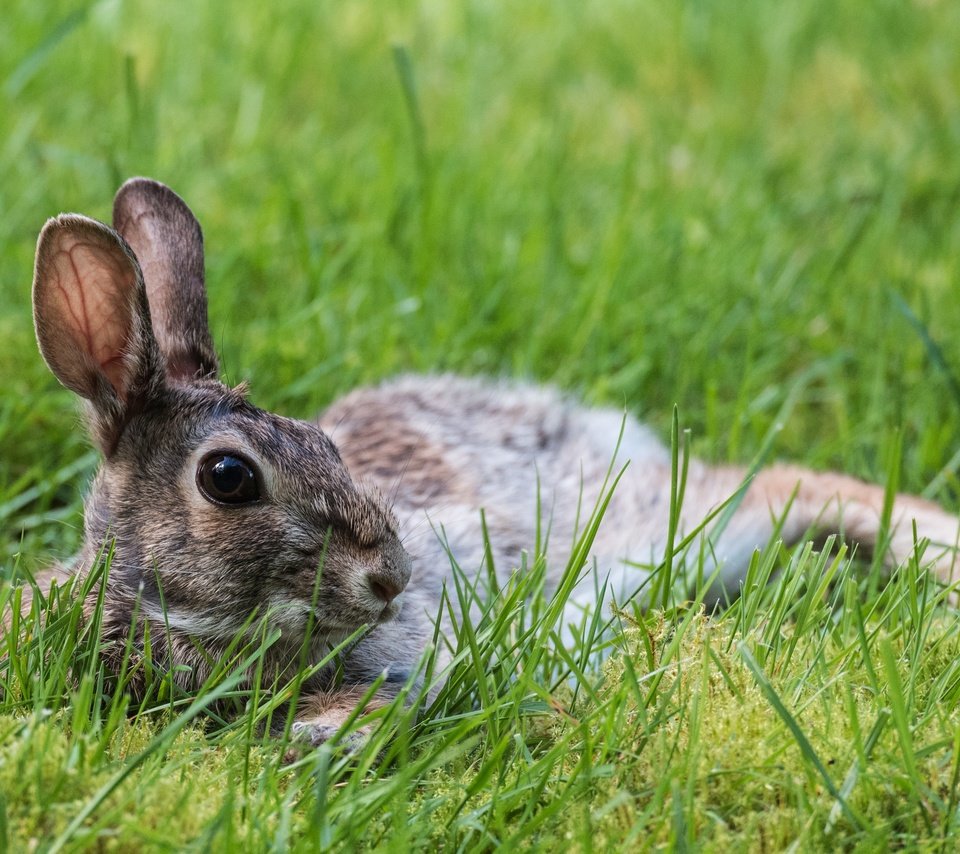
[3,0,960,849]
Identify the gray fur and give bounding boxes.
[29,179,960,746]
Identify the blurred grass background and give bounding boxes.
[3,1,960,848]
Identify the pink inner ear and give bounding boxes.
[48,235,136,399]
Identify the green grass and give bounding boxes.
[3,0,960,849]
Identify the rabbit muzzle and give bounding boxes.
[357,535,413,623]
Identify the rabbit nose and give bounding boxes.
[367,573,404,605]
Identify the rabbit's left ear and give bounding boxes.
[113,178,219,381]
[33,214,166,452]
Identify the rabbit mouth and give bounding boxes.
[377,595,403,623]
[308,595,403,632]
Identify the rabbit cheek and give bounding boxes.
[130,497,271,630]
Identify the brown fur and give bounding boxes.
[325,387,473,506]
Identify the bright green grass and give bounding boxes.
[3,0,960,849]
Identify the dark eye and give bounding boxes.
[197,452,261,505]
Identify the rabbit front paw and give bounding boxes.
[284,687,382,758]
[290,718,371,752]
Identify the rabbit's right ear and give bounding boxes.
[33,215,165,453]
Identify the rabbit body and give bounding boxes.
[325,375,960,618]
[27,179,960,747]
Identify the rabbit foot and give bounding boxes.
[282,719,372,763]
[283,686,382,759]
[290,719,371,751]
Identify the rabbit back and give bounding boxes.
[322,374,684,608]
[322,374,960,620]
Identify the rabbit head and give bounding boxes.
[32,179,411,645]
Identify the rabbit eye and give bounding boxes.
[197,452,261,505]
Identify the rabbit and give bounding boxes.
[24,177,960,748]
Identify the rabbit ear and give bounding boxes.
[112,178,219,381]
[33,214,165,452]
